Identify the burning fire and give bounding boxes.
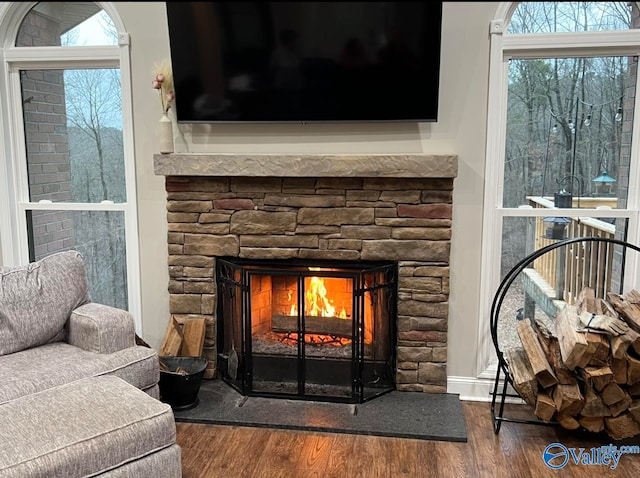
[281,271,357,346]
[287,276,348,319]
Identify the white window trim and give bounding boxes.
[478,2,640,379]
[0,2,142,332]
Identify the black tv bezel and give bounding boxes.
[165,1,442,125]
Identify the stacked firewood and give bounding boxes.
[505,287,640,439]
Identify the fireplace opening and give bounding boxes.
[216,258,397,403]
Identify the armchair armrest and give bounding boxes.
[68,303,136,353]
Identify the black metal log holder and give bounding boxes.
[489,236,640,434]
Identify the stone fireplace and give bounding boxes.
[154,153,457,395]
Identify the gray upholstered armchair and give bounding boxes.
[0,250,160,403]
[0,251,182,477]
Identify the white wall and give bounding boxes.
[98,2,499,389]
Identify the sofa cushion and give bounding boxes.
[0,375,178,478]
[0,251,90,355]
[0,342,159,405]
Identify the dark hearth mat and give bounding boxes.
[171,379,467,442]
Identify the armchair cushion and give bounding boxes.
[0,342,160,405]
[0,251,90,356]
[69,303,136,353]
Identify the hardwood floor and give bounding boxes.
[176,401,640,477]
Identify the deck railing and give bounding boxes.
[527,196,617,305]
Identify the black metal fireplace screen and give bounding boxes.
[216,258,397,403]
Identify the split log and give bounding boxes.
[534,318,577,385]
[576,287,600,315]
[597,295,639,358]
[517,320,558,388]
[577,340,598,369]
[555,413,581,430]
[630,383,640,397]
[552,383,584,416]
[630,399,640,422]
[534,392,556,422]
[505,347,538,407]
[610,328,640,359]
[610,393,633,418]
[605,413,640,440]
[555,304,589,370]
[180,318,206,357]
[578,416,604,433]
[611,357,628,384]
[580,384,610,417]
[159,316,183,356]
[627,353,640,385]
[578,366,612,392]
[587,333,610,366]
[607,290,640,333]
[601,382,626,406]
[600,297,619,318]
[272,314,352,337]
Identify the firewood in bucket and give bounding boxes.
[167,367,189,375]
[159,359,189,375]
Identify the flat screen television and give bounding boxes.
[165,2,442,123]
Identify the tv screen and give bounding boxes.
[165,2,442,123]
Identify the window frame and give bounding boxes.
[478,2,640,379]
[0,2,142,330]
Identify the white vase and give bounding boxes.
[158,112,174,154]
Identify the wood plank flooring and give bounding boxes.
[176,401,640,477]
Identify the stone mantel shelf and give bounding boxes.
[153,153,458,178]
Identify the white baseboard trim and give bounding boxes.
[447,375,524,404]
[447,375,495,401]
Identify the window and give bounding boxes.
[480,2,640,376]
[0,3,141,324]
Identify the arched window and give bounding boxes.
[0,2,141,328]
[479,2,640,377]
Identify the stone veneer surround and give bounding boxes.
[154,153,457,393]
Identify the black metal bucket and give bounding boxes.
[159,356,208,411]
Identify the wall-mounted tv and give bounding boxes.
[165,2,442,124]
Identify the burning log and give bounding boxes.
[272,314,353,338]
[503,287,640,439]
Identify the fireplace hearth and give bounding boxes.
[217,258,397,403]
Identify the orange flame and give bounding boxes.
[279,273,373,346]
[287,277,348,319]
